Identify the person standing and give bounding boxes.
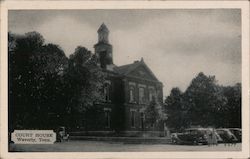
[212,128,218,146]
[207,132,213,146]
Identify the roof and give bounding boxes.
[114,61,141,75]
[98,23,109,33]
[114,58,160,82]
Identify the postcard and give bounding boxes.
[0,1,249,158]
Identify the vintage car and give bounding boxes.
[171,128,209,145]
[214,131,223,143]
[216,128,238,143]
[56,126,69,142]
[171,133,183,144]
[204,128,223,143]
[228,128,241,142]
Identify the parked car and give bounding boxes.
[214,130,223,143]
[56,126,69,142]
[216,128,238,143]
[171,133,183,144]
[204,128,223,143]
[171,128,210,145]
[228,128,241,142]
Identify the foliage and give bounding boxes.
[8,32,68,129]
[145,97,166,128]
[8,32,105,130]
[164,87,188,131]
[63,46,105,114]
[221,83,241,128]
[184,72,228,127]
[164,72,241,130]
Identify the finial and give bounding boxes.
[141,57,144,62]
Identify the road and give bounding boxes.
[9,141,241,152]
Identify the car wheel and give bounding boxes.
[193,140,198,145]
[173,139,179,144]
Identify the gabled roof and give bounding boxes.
[114,58,160,82]
[114,61,141,75]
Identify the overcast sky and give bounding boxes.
[9,9,241,96]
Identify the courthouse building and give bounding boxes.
[78,24,164,136]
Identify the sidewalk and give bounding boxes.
[69,136,172,144]
[9,141,241,152]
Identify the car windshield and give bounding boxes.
[216,130,225,134]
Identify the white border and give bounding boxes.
[0,1,249,159]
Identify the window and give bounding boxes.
[100,51,107,69]
[104,86,109,101]
[104,82,111,102]
[149,88,156,102]
[129,87,135,103]
[139,87,145,104]
[131,110,136,128]
[104,110,111,128]
[140,112,145,129]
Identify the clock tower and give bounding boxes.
[94,23,113,69]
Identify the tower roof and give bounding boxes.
[98,23,109,33]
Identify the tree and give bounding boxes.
[63,46,106,129]
[145,97,166,129]
[8,32,68,130]
[165,72,241,130]
[184,72,227,127]
[221,83,241,128]
[164,87,188,131]
[32,43,68,128]
[9,32,45,129]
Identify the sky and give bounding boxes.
[8,9,241,96]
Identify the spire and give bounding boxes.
[98,23,109,33]
[97,23,109,43]
[94,23,113,68]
